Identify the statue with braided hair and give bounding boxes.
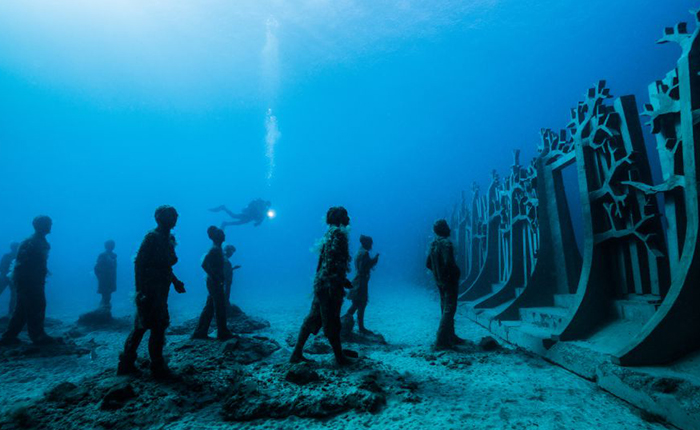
[290,206,355,365]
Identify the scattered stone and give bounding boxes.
[223,336,280,364]
[478,336,500,352]
[358,371,384,393]
[76,310,132,332]
[285,333,332,355]
[222,387,386,421]
[8,405,33,428]
[652,377,682,394]
[45,382,86,405]
[226,304,244,318]
[100,382,136,410]
[285,364,320,385]
[342,330,388,346]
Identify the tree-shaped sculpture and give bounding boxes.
[555,81,668,341]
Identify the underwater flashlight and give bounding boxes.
[267,209,276,219]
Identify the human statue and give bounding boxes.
[0,242,19,316]
[290,207,355,365]
[426,219,465,350]
[343,235,379,334]
[94,240,117,310]
[209,199,272,229]
[0,216,55,345]
[117,205,186,378]
[192,226,234,340]
[223,244,241,316]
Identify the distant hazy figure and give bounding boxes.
[343,235,379,334]
[192,226,234,341]
[0,216,55,345]
[117,206,186,378]
[426,219,464,350]
[223,244,241,316]
[0,242,19,316]
[94,240,117,310]
[209,199,272,228]
[291,206,354,365]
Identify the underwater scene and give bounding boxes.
[0,1,698,429]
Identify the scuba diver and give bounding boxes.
[343,235,379,334]
[209,199,272,229]
[290,206,355,366]
[0,242,19,316]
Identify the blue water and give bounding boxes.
[0,0,689,314]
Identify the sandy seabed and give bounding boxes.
[0,286,670,430]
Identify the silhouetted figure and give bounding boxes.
[0,216,55,345]
[343,235,379,334]
[291,206,354,365]
[210,199,271,229]
[0,242,19,316]
[192,227,234,341]
[426,219,464,350]
[117,206,186,378]
[223,244,241,316]
[94,240,117,310]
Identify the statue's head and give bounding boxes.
[360,235,373,250]
[326,206,350,227]
[155,205,178,230]
[32,215,53,236]
[104,240,116,251]
[207,226,225,245]
[224,244,236,258]
[433,219,451,238]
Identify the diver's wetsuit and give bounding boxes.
[213,199,271,229]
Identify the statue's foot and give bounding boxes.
[191,332,210,340]
[290,353,314,364]
[151,363,173,380]
[433,342,454,352]
[217,331,235,341]
[335,355,356,366]
[33,335,56,346]
[452,335,466,345]
[0,336,21,346]
[359,328,374,335]
[117,360,141,376]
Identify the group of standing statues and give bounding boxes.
[0,204,464,377]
